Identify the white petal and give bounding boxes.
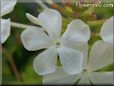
[89,72,114,85]
[26,13,40,25]
[1,19,10,44]
[33,46,57,75]
[78,73,91,85]
[38,9,62,39]
[61,43,89,69]
[61,19,90,45]
[79,44,89,69]
[58,46,83,74]
[1,0,17,16]
[21,27,52,51]
[88,40,113,71]
[100,16,113,45]
[66,43,89,69]
[43,67,81,85]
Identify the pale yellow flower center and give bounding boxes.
[53,39,61,47]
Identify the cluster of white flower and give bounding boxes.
[43,16,113,85]
[21,10,114,85]
[0,0,113,85]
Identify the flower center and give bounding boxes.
[56,42,60,46]
[56,41,61,48]
[83,69,88,74]
[53,39,61,47]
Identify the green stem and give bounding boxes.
[2,47,22,81]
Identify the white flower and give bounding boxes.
[0,0,17,44]
[21,9,90,75]
[43,17,114,85]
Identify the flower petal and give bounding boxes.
[88,40,113,71]
[100,16,113,45]
[89,72,114,85]
[78,44,89,69]
[78,73,91,85]
[33,46,57,75]
[67,43,89,69]
[38,9,62,39]
[1,0,17,16]
[21,27,52,51]
[61,19,90,44]
[26,13,40,25]
[43,67,81,85]
[58,46,83,74]
[61,43,89,69]
[1,19,10,44]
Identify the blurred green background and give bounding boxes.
[1,0,114,85]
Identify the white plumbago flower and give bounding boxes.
[0,0,17,44]
[21,9,90,75]
[43,17,114,85]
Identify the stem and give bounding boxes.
[11,22,46,32]
[11,22,33,29]
[0,46,2,84]
[36,0,49,9]
[2,47,22,81]
[46,0,66,16]
[91,32,100,36]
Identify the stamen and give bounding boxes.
[56,42,60,45]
